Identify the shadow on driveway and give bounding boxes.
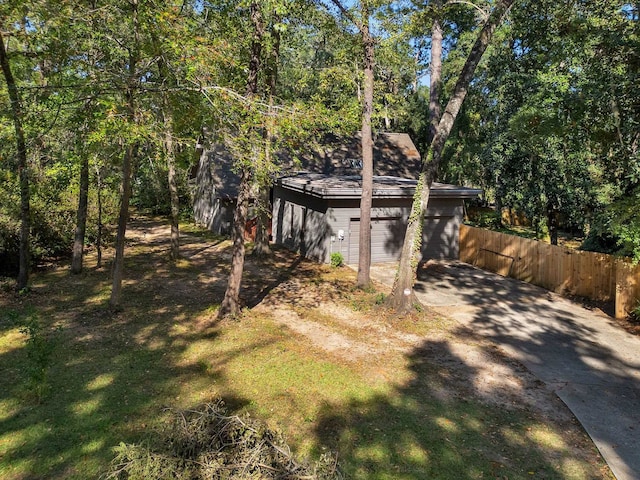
[372,260,640,480]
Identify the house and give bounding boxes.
[191,131,481,264]
[272,173,481,264]
[191,132,422,235]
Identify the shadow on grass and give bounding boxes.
[315,338,605,479]
[0,220,266,479]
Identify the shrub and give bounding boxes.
[104,401,342,480]
[632,300,640,322]
[7,309,62,402]
[330,252,344,268]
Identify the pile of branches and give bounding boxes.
[104,400,342,480]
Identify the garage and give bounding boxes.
[272,173,481,265]
[348,217,407,264]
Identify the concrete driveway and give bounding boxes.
[370,260,640,480]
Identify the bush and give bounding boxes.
[330,252,344,268]
[632,300,640,322]
[104,401,342,480]
[0,214,20,275]
[7,309,62,402]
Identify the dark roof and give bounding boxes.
[277,173,483,200]
[297,132,422,177]
[194,132,423,198]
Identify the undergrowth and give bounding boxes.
[104,401,341,480]
[6,308,61,402]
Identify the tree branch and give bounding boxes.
[447,0,490,21]
[324,0,364,33]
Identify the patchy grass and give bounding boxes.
[0,217,613,479]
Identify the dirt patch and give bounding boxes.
[4,216,608,478]
[121,219,592,423]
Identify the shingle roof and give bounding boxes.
[298,132,422,177]
[193,132,423,199]
[277,173,483,200]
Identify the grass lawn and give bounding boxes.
[0,217,613,479]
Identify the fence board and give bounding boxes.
[459,225,639,318]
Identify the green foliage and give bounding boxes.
[433,0,640,254]
[105,401,341,480]
[632,300,640,322]
[374,292,386,305]
[330,252,344,268]
[467,208,502,229]
[585,186,640,263]
[7,309,61,402]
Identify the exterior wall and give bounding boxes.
[422,199,464,260]
[273,186,465,264]
[192,150,235,235]
[272,186,332,263]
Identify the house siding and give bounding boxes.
[273,184,467,264]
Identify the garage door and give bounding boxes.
[349,216,458,264]
[422,216,457,259]
[348,217,407,264]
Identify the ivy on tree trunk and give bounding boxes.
[388,0,517,312]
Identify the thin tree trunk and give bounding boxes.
[252,185,271,257]
[253,8,281,258]
[96,164,103,268]
[356,11,375,289]
[0,28,30,291]
[151,33,180,260]
[109,141,135,309]
[219,0,263,319]
[71,154,89,273]
[388,0,516,312]
[218,168,251,318]
[109,0,139,309]
[163,105,180,260]
[547,201,558,245]
[428,12,443,146]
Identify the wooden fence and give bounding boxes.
[459,225,640,319]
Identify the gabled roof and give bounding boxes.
[193,132,423,199]
[277,173,482,200]
[298,132,422,177]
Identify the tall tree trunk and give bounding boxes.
[253,185,271,257]
[163,104,180,260]
[96,164,103,268]
[110,141,135,309]
[388,0,516,312]
[253,8,281,258]
[428,12,443,146]
[219,0,263,319]
[356,10,375,289]
[109,0,139,309]
[218,168,252,318]
[152,35,180,260]
[0,28,30,291]
[547,200,558,245]
[71,154,89,273]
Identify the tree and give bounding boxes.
[388,0,516,312]
[322,0,382,288]
[439,0,639,255]
[0,24,30,290]
[218,1,265,319]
